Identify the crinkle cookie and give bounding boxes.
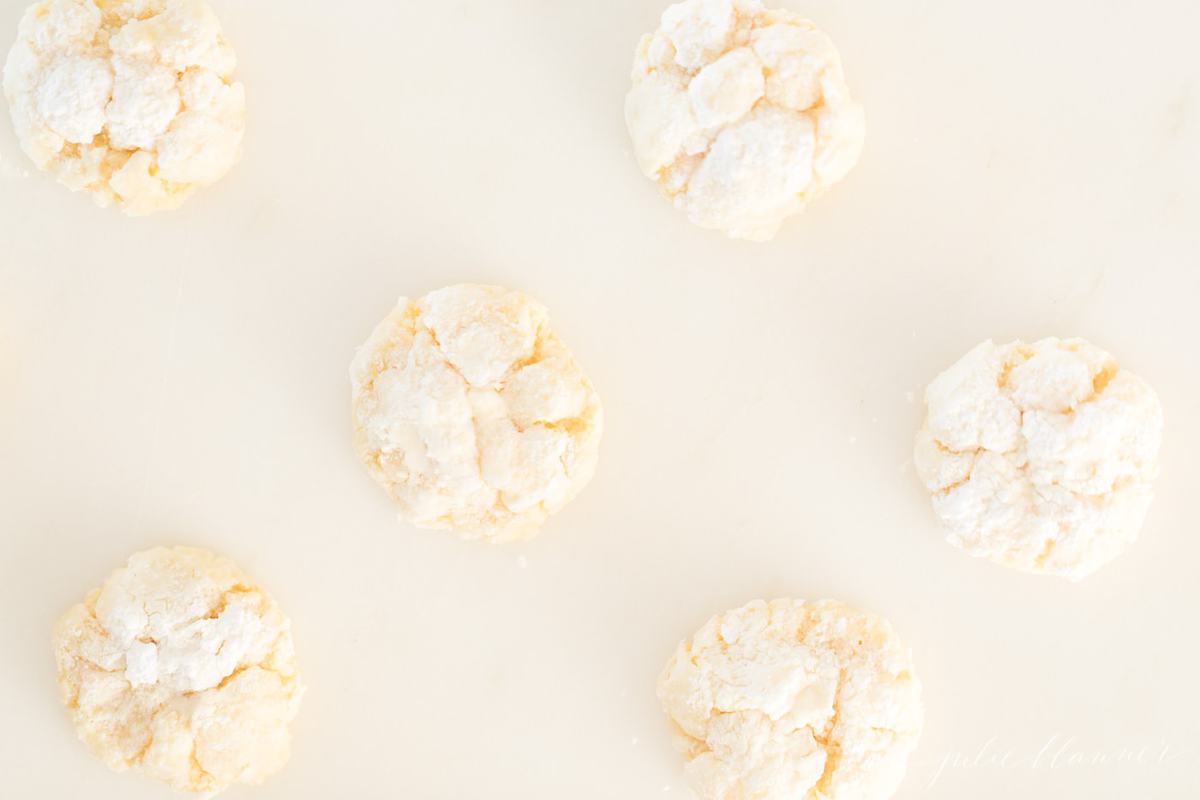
[625,0,864,241]
[658,599,923,800]
[915,338,1164,581]
[351,284,604,542]
[53,546,303,796]
[3,0,245,214]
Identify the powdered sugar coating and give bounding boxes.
[625,0,864,241]
[351,284,603,542]
[53,546,303,796]
[658,599,923,800]
[3,0,245,214]
[914,338,1164,580]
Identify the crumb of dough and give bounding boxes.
[914,337,1163,580]
[625,0,864,241]
[53,546,303,796]
[351,284,604,542]
[658,599,923,800]
[3,0,245,214]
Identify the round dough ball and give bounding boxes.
[914,338,1164,581]
[53,546,303,795]
[351,284,604,542]
[658,599,923,800]
[3,0,246,215]
[624,0,864,241]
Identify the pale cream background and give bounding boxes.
[0,0,1197,798]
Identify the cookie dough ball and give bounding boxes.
[53,547,303,795]
[658,599,923,800]
[914,338,1164,581]
[351,284,604,542]
[624,0,864,241]
[3,0,245,215]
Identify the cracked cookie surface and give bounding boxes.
[914,337,1164,580]
[3,0,245,214]
[624,0,864,241]
[351,284,603,542]
[53,546,303,796]
[658,599,922,800]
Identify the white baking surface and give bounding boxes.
[0,1,1197,798]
